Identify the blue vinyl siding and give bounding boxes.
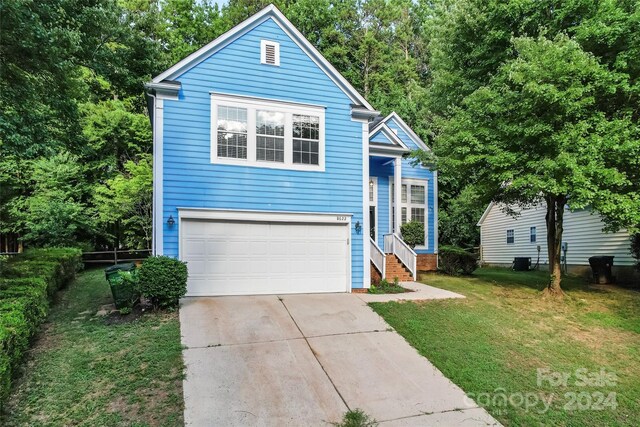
[369,132,436,254]
[161,18,365,287]
[370,130,394,145]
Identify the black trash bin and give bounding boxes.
[588,256,615,284]
[513,257,531,271]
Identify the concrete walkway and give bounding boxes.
[357,282,466,303]
[180,293,500,426]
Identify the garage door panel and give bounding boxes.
[181,219,349,296]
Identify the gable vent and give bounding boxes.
[261,40,280,66]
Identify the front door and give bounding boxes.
[369,177,377,241]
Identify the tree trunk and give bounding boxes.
[544,195,566,296]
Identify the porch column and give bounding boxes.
[394,157,402,234]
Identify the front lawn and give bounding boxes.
[370,268,640,426]
[1,268,184,426]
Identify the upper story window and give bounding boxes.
[260,40,280,66]
[293,115,320,165]
[256,110,285,162]
[217,106,248,159]
[530,226,537,243]
[507,229,515,244]
[211,93,325,171]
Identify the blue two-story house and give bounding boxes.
[145,5,438,296]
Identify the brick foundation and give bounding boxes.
[370,262,382,284]
[417,254,438,272]
[351,288,369,293]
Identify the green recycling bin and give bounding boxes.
[105,263,139,309]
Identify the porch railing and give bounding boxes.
[370,238,386,279]
[383,233,417,280]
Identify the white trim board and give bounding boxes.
[152,97,164,255]
[362,122,371,288]
[151,4,374,112]
[177,208,352,224]
[374,112,430,152]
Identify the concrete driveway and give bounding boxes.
[180,293,500,426]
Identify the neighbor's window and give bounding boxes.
[256,110,285,163]
[530,226,537,243]
[217,106,247,159]
[293,114,320,165]
[211,94,325,170]
[507,229,515,244]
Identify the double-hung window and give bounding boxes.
[507,229,515,244]
[530,226,537,243]
[391,179,428,247]
[211,93,325,171]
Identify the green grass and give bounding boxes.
[370,268,640,426]
[1,268,184,426]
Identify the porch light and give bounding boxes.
[167,215,176,227]
[355,221,362,234]
[369,179,374,188]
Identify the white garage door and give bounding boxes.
[181,219,350,296]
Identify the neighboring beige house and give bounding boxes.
[477,202,638,284]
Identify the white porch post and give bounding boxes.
[394,157,402,234]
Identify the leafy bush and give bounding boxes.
[0,248,81,404]
[438,245,478,276]
[631,233,640,271]
[400,221,424,248]
[368,277,408,294]
[138,256,188,309]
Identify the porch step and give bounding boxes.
[384,254,414,282]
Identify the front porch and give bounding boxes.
[365,113,438,286]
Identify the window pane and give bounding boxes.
[217,106,247,159]
[411,208,425,224]
[530,227,537,243]
[293,114,320,165]
[218,106,247,133]
[507,229,514,244]
[292,139,319,165]
[256,136,284,162]
[256,110,285,136]
[401,185,407,203]
[411,185,425,204]
[217,132,247,159]
[401,207,407,224]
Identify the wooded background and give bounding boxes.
[1,0,638,252]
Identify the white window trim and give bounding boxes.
[260,40,280,66]
[211,93,325,171]
[389,177,429,250]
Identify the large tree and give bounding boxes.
[436,34,640,294]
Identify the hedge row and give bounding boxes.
[0,248,82,404]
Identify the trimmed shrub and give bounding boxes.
[400,221,425,249]
[0,248,81,404]
[138,256,188,309]
[438,245,478,276]
[5,261,61,297]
